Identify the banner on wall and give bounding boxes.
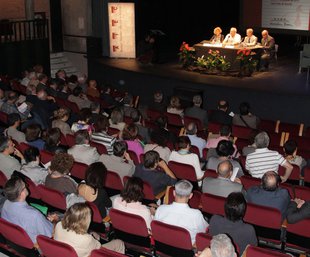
[262,0,310,31]
[108,3,136,58]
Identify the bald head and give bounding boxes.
[262,171,279,191]
[186,122,197,135]
[230,27,237,37]
[262,30,269,39]
[217,160,233,178]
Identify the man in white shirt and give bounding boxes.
[223,27,241,46]
[242,28,257,47]
[154,180,208,245]
[186,122,206,158]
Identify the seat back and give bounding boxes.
[304,167,310,186]
[203,169,217,178]
[37,185,66,211]
[294,186,310,201]
[278,164,300,183]
[207,122,221,134]
[37,235,78,257]
[70,161,88,180]
[91,248,127,257]
[232,125,253,140]
[151,220,193,256]
[87,202,103,224]
[184,116,204,131]
[168,161,198,182]
[245,245,289,257]
[16,142,31,153]
[25,178,41,200]
[201,193,225,217]
[105,171,124,191]
[240,176,261,191]
[190,145,200,157]
[109,208,150,248]
[146,109,162,122]
[195,233,212,252]
[40,150,54,164]
[127,150,139,165]
[258,119,277,133]
[0,217,34,249]
[0,111,8,125]
[0,169,8,187]
[66,134,76,147]
[90,141,108,155]
[278,122,303,136]
[107,127,120,137]
[286,218,310,250]
[164,186,201,209]
[165,112,183,127]
[65,101,79,114]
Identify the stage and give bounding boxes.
[88,55,310,126]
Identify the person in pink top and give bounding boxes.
[122,124,144,162]
[112,177,154,230]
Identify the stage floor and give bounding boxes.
[92,56,310,96]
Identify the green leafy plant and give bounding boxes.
[236,49,258,76]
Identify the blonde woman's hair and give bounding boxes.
[54,107,70,120]
[214,27,222,34]
[61,203,91,234]
[169,96,181,109]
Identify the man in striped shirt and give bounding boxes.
[245,132,293,182]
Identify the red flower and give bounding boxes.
[216,50,220,54]
[237,49,242,55]
[245,50,251,56]
[208,49,212,54]
[184,44,190,50]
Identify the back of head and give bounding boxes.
[50,152,74,175]
[239,102,250,115]
[75,130,90,145]
[174,180,193,198]
[4,176,25,202]
[7,91,18,102]
[46,127,61,147]
[186,122,197,135]
[254,131,270,148]
[121,177,144,203]
[144,150,160,169]
[123,94,133,105]
[150,130,167,147]
[224,192,246,222]
[54,107,70,120]
[262,171,279,191]
[153,91,163,103]
[8,113,21,126]
[130,109,141,123]
[113,141,128,157]
[218,100,228,111]
[24,146,40,163]
[95,115,109,132]
[219,125,231,136]
[110,108,124,124]
[25,124,41,142]
[0,135,10,153]
[90,102,100,113]
[217,160,233,178]
[169,96,181,108]
[216,140,234,157]
[62,203,91,234]
[85,162,107,190]
[79,108,92,123]
[211,234,236,257]
[177,136,191,150]
[72,86,82,97]
[122,124,138,140]
[155,115,167,129]
[193,95,202,106]
[284,140,297,155]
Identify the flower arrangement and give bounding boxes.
[178,42,196,68]
[194,50,230,72]
[236,49,258,76]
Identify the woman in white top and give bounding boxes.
[113,177,153,230]
[167,96,184,116]
[54,203,125,257]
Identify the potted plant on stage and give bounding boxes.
[236,49,258,77]
[178,42,196,68]
[194,50,230,74]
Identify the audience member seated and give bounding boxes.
[77,73,88,93]
[222,27,241,46]
[209,100,232,126]
[259,30,275,71]
[0,135,25,178]
[154,115,177,145]
[246,171,290,219]
[209,192,257,254]
[71,108,93,134]
[52,107,73,135]
[134,150,177,195]
[144,130,171,163]
[0,88,5,109]
[283,139,307,170]
[287,198,310,224]
[167,95,184,116]
[197,234,237,257]
[242,28,258,47]
[86,80,100,98]
[100,86,119,107]
[122,93,136,117]
[0,91,30,121]
[68,86,92,110]
[169,136,205,180]
[20,146,48,185]
[232,102,259,129]
[55,69,67,83]
[67,74,78,91]
[131,109,150,143]
[109,108,126,131]
[91,115,116,155]
[206,140,243,177]
[45,152,77,194]
[186,122,207,158]
[1,176,53,243]
[202,160,244,197]
[246,132,293,182]
[148,90,167,113]
[25,123,45,150]
[54,203,125,257]
[206,125,238,158]
[241,131,259,156]
[209,27,224,44]
[155,180,208,245]
[44,127,67,154]
[185,95,208,127]
[36,73,48,92]
[78,162,112,218]
[68,130,100,165]
[4,113,26,143]
[99,141,135,182]
[90,102,101,124]
[113,177,153,229]
[122,123,144,162]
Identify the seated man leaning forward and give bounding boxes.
[154,180,208,245]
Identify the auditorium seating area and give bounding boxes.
[0,73,309,257]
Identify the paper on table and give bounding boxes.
[230,167,239,182]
